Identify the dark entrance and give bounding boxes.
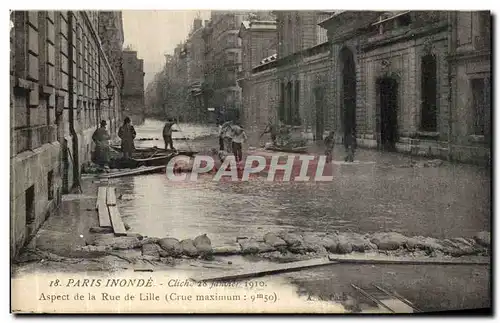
[376,77,399,151]
[340,47,356,146]
[314,86,324,140]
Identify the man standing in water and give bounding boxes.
[231,124,248,163]
[221,120,234,153]
[260,118,278,146]
[118,116,136,158]
[163,118,176,150]
[92,120,111,169]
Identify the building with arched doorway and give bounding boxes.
[320,11,490,164]
[242,10,490,164]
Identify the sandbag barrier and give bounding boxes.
[81,229,491,261]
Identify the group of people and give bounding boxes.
[218,121,248,163]
[92,117,137,168]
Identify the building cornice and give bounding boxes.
[360,21,448,52]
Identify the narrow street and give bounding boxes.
[10,10,492,314]
[118,119,490,245]
[12,119,491,313]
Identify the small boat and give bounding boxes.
[110,145,197,157]
[108,148,199,169]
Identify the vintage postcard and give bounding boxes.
[10,9,491,314]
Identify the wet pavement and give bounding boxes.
[115,119,490,245]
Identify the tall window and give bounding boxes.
[286,81,292,124]
[420,54,437,131]
[293,80,301,125]
[279,82,285,122]
[471,78,489,135]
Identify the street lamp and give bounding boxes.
[95,81,115,104]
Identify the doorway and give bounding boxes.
[340,47,357,145]
[314,86,324,140]
[376,77,399,151]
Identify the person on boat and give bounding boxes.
[231,124,248,163]
[92,120,111,168]
[324,130,335,163]
[118,116,136,159]
[163,118,176,151]
[260,118,278,146]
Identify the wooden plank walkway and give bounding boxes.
[96,187,111,228]
[192,257,336,282]
[99,165,166,179]
[328,254,490,265]
[106,187,117,206]
[108,205,127,236]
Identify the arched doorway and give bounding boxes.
[340,47,357,148]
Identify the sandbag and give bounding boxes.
[89,227,114,234]
[212,243,242,255]
[439,239,476,257]
[320,235,340,253]
[257,242,276,253]
[370,232,408,251]
[336,235,353,254]
[341,232,376,252]
[142,243,160,258]
[180,239,199,258]
[278,231,303,247]
[239,239,260,254]
[474,231,490,248]
[302,234,328,254]
[194,234,213,256]
[158,238,182,257]
[263,233,287,249]
[405,236,445,252]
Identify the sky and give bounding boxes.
[122,10,211,88]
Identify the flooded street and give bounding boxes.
[116,119,490,245]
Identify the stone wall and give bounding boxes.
[10,10,122,258]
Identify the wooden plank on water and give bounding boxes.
[108,205,127,236]
[97,187,112,228]
[106,187,117,206]
[192,257,336,282]
[328,254,489,265]
[97,200,112,228]
[96,186,106,210]
[99,165,166,179]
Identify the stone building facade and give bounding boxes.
[185,18,206,122]
[237,19,277,131]
[122,50,145,125]
[448,11,491,163]
[243,11,333,140]
[244,10,491,164]
[10,11,123,258]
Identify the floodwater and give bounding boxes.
[113,119,491,246]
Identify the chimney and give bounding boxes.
[204,20,209,27]
[194,18,202,30]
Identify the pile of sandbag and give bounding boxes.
[142,234,214,259]
[238,230,490,258]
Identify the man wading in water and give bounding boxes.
[260,118,278,146]
[163,118,176,151]
[231,124,247,163]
